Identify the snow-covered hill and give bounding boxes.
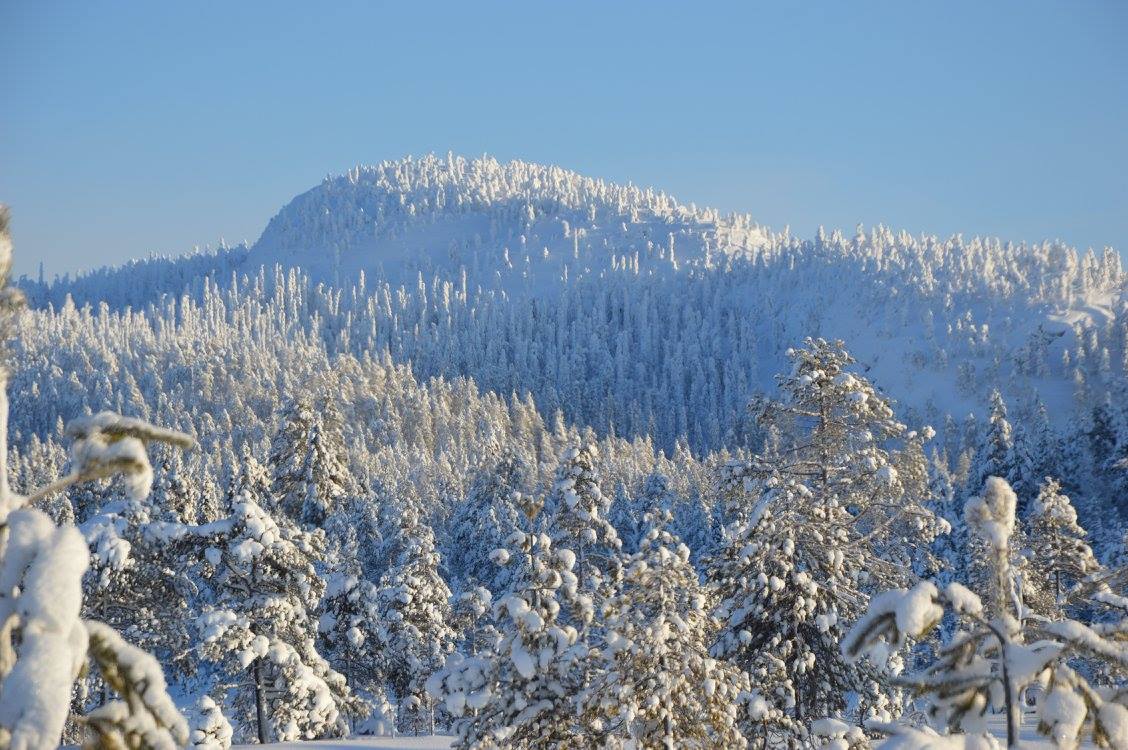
[17,155,1128,460]
[253,154,771,294]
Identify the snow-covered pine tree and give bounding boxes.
[844,476,1128,749]
[539,442,621,598]
[323,489,384,584]
[75,477,208,708]
[375,503,456,734]
[580,510,748,748]
[150,444,202,524]
[449,584,495,662]
[317,562,383,729]
[196,481,359,743]
[188,695,234,750]
[227,443,271,508]
[1026,401,1063,493]
[709,477,853,743]
[445,450,529,595]
[427,530,588,748]
[668,482,715,563]
[0,208,191,749]
[1087,402,1118,479]
[269,387,353,526]
[611,473,672,555]
[927,449,962,586]
[1025,478,1100,608]
[1008,414,1039,508]
[607,480,646,555]
[967,390,1018,500]
[608,471,706,558]
[708,338,943,738]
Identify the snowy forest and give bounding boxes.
[1,156,1127,749]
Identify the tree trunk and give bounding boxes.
[344,647,355,735]
[253,658,269,745]
[998,638,1018,748]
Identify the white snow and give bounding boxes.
[218,718,1100,750]
[238,737,454,750]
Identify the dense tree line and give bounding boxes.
[2,157,1127,747]
[7,326,1126,747]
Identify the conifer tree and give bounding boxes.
[927,449,961,586]
[150,444,202,524]
[581,510,748,748]
[375,504,456,733]
[427,530,588,748]
[196,482,358,742]
[709,338,943,736]
[1025,478,1100,605]
[967,390,1017,497]
[540,443,621,597]
[1026,402,1062,497]
[445,451,529,595]
[318,559,384,727]
[323,490,384,583]
[269,389,353,526]
[77,476,208,702]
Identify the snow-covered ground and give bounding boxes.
[229,716,1094,749]
[234,738,451,750]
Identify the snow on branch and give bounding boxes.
[83,620,190,749]
[0,511,89,749]
[19,411,196,511]
[0,206,192,749]
[844,476,1128,749]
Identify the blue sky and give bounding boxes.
[2,1,1126,277]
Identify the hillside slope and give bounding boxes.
[18,155,1128,451]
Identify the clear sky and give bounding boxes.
[2,1,1126,278]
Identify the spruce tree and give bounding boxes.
[967,389,1017,498]
[540,443,621,599]
[1025,478,1100,605]
[375,504,456,733]
[317,563,384,728]
[427,530,588,748]
[196,481,358,742]
[445,451,529,595]
[580,510,748,748]
[269,389,353,526]
[708,339,943,736]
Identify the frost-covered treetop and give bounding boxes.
[256,153,747,253]
[965,476,1017,554]
[1030,478,1082,527]
[246,153,1123,306]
